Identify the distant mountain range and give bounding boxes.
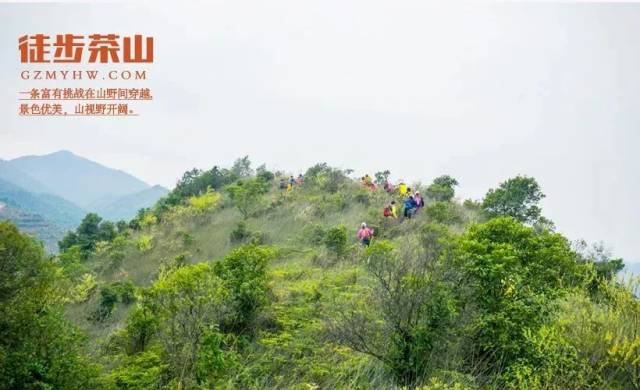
[0,151,169,251]
[88,185,169,221]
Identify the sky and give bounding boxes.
[1,1,639,262]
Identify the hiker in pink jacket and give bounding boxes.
[357,222,374,246]
[414,191,425,210]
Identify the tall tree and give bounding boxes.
[482,175,545,224]
[0,222,101,388]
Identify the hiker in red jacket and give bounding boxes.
[357,222,374,246]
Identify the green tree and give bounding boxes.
[425,201,462,225]
[324,224,348,259]
[374,170,391,184]
[256,164,275,182]
[142,263,225,388]
[426,175,459,202]
[159,166,238,208]
[303,163,349,193]
[91,285,119,322]
[457,217,588,370]
[329,228,458,386]
[214,244,276,335]
[108,350,167,390]
[59,213,117,256]
[116,220,129,234]
[225,178,269,219]
[230,155,253,178]
[0,222,101,389]
[482,175,545,224]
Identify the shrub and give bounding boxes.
[328,237,458,386]
[139,211,158,229]
[323,225,348,259]
[57,245,86,280]
[312,193,348,217]
[124,306,158,355]
[425,175,458,202]
[425,202,462,225]
[249,231,270,245]
[188,187,222,212]
[136,235,154,252]
[179,231,195,247]
[69,273,97,303]
[143,263,225,387]
[256,164,275,182]
[457,217,589,370]
[109,350,167,389]
[225,178,269,219]
[90,285,119,322]
[214,244,276,334]
[58,212,118,256]
[301,223,326,245]
[230,221,251,243]
[374,170,391,185]
[112,280,137,305]
[304,163,349,193]
[353,187,371,205]
[0,222,102,388]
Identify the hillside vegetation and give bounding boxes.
[1,158,638,389]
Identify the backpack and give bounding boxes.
[383,206,392,217]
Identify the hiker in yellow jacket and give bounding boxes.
[383,201,398,218]
[398,182,408,196]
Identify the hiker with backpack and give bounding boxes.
[357,222,374,246]
[414,191,424,210]
[404,194,417,218]
[398,181,408,196]
[286,176,296,191]
[361,174,376,191]
[383,201,398,218]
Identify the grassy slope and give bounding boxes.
[68,179,477,388]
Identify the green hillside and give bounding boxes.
[1,160,638,389]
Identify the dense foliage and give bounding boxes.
[1,158,637,389]
[0,222,101,389]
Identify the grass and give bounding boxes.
[66,180,477,388]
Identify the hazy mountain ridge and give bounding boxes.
[5,150,151,208]
[89,185,169,221]
[0,203,67,253]
[0,151,170,250]
[0,160,52,194]
[0,177,85,229]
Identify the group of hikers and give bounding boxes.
[357,175,425,246]
[278,172,422,247]
[279,174,304,191]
